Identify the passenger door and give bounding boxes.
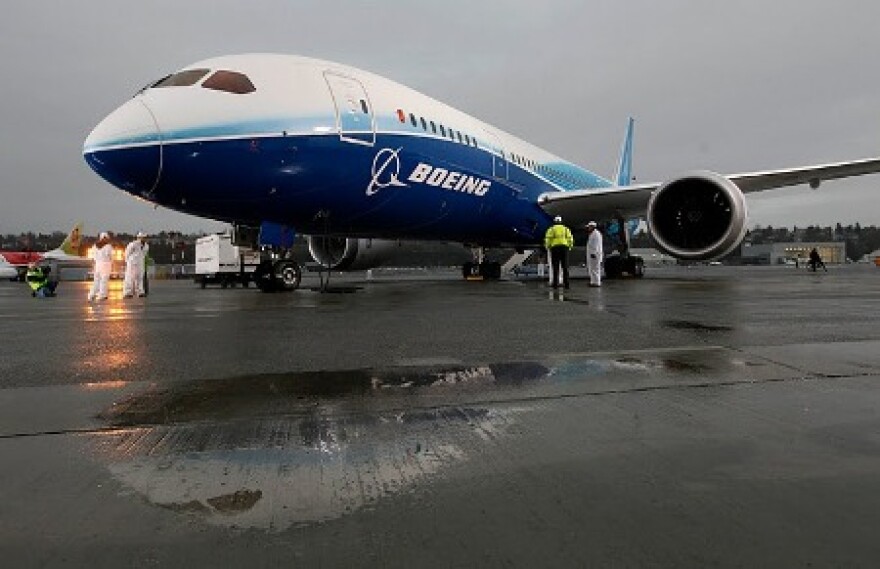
[323,71,375,146]
[482,129,508,180]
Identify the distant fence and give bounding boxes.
[151,264,195,280]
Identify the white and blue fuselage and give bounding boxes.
[86,53,880,267]
[84,54,612,246]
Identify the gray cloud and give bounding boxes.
[1,0,878,234]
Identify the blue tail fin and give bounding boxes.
[614,117,634,186]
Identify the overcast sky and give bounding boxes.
[2,1,879,235]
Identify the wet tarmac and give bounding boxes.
[1,265,880,567]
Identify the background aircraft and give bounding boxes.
[0,257,18,280]
[0,223,89,280]
[83,54,880,288]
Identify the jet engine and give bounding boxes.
[646,171,748,261]
[306,236,398,270]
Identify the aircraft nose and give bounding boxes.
[83,99,162,195]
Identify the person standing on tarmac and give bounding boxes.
[586,221,604,287]
[544,215,574,289]
[143,250,153,296]
[808,247,827,272]
[123,231,149,298]
[88,232,113,301]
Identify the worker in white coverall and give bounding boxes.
[586,221,604,287]
[123,232,149,298]
[88,232,113,301]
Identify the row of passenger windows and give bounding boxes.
[147,68,256,95]
[397,108,480,149]
[394,107,582,184]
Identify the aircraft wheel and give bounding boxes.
[480,261,501,280]
[603,256,622,279]
[274,260,302,291]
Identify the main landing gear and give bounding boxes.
[462,247,501,280]
[462,261,502,280]
[602,214,645,279]
[603,254,645,279]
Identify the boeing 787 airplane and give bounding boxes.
[83,54,880,289]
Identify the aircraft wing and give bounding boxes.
[537,182,658,225]
[538,156,880,226]
[727,156,880,192]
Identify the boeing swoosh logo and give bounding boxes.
[366,147,408,196]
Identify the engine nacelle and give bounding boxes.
[646,171,748,261]
[306,236,398,270]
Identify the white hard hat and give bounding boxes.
[553,215,562,223]
[586,221,597,228]
[99,231,109,240]
[136,231,147,238]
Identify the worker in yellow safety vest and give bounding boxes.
[544,215,574,288]
[25,262,58,297]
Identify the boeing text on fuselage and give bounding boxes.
[407,163,491,197]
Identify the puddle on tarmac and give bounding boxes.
[97,354,737,428]
[93,349,753,531]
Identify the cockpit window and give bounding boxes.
[152,69,210,88]
[201,70,256,94]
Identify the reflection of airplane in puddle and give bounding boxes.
[93,355,735,530]
[95,364,553,530]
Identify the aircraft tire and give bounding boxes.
[462,262,478,279]
[604,256,622,279]
[480,261,501,280]
[274,260,302,292]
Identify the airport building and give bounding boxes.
[740,242,846,265]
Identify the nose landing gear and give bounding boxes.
[254,259,302,292]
